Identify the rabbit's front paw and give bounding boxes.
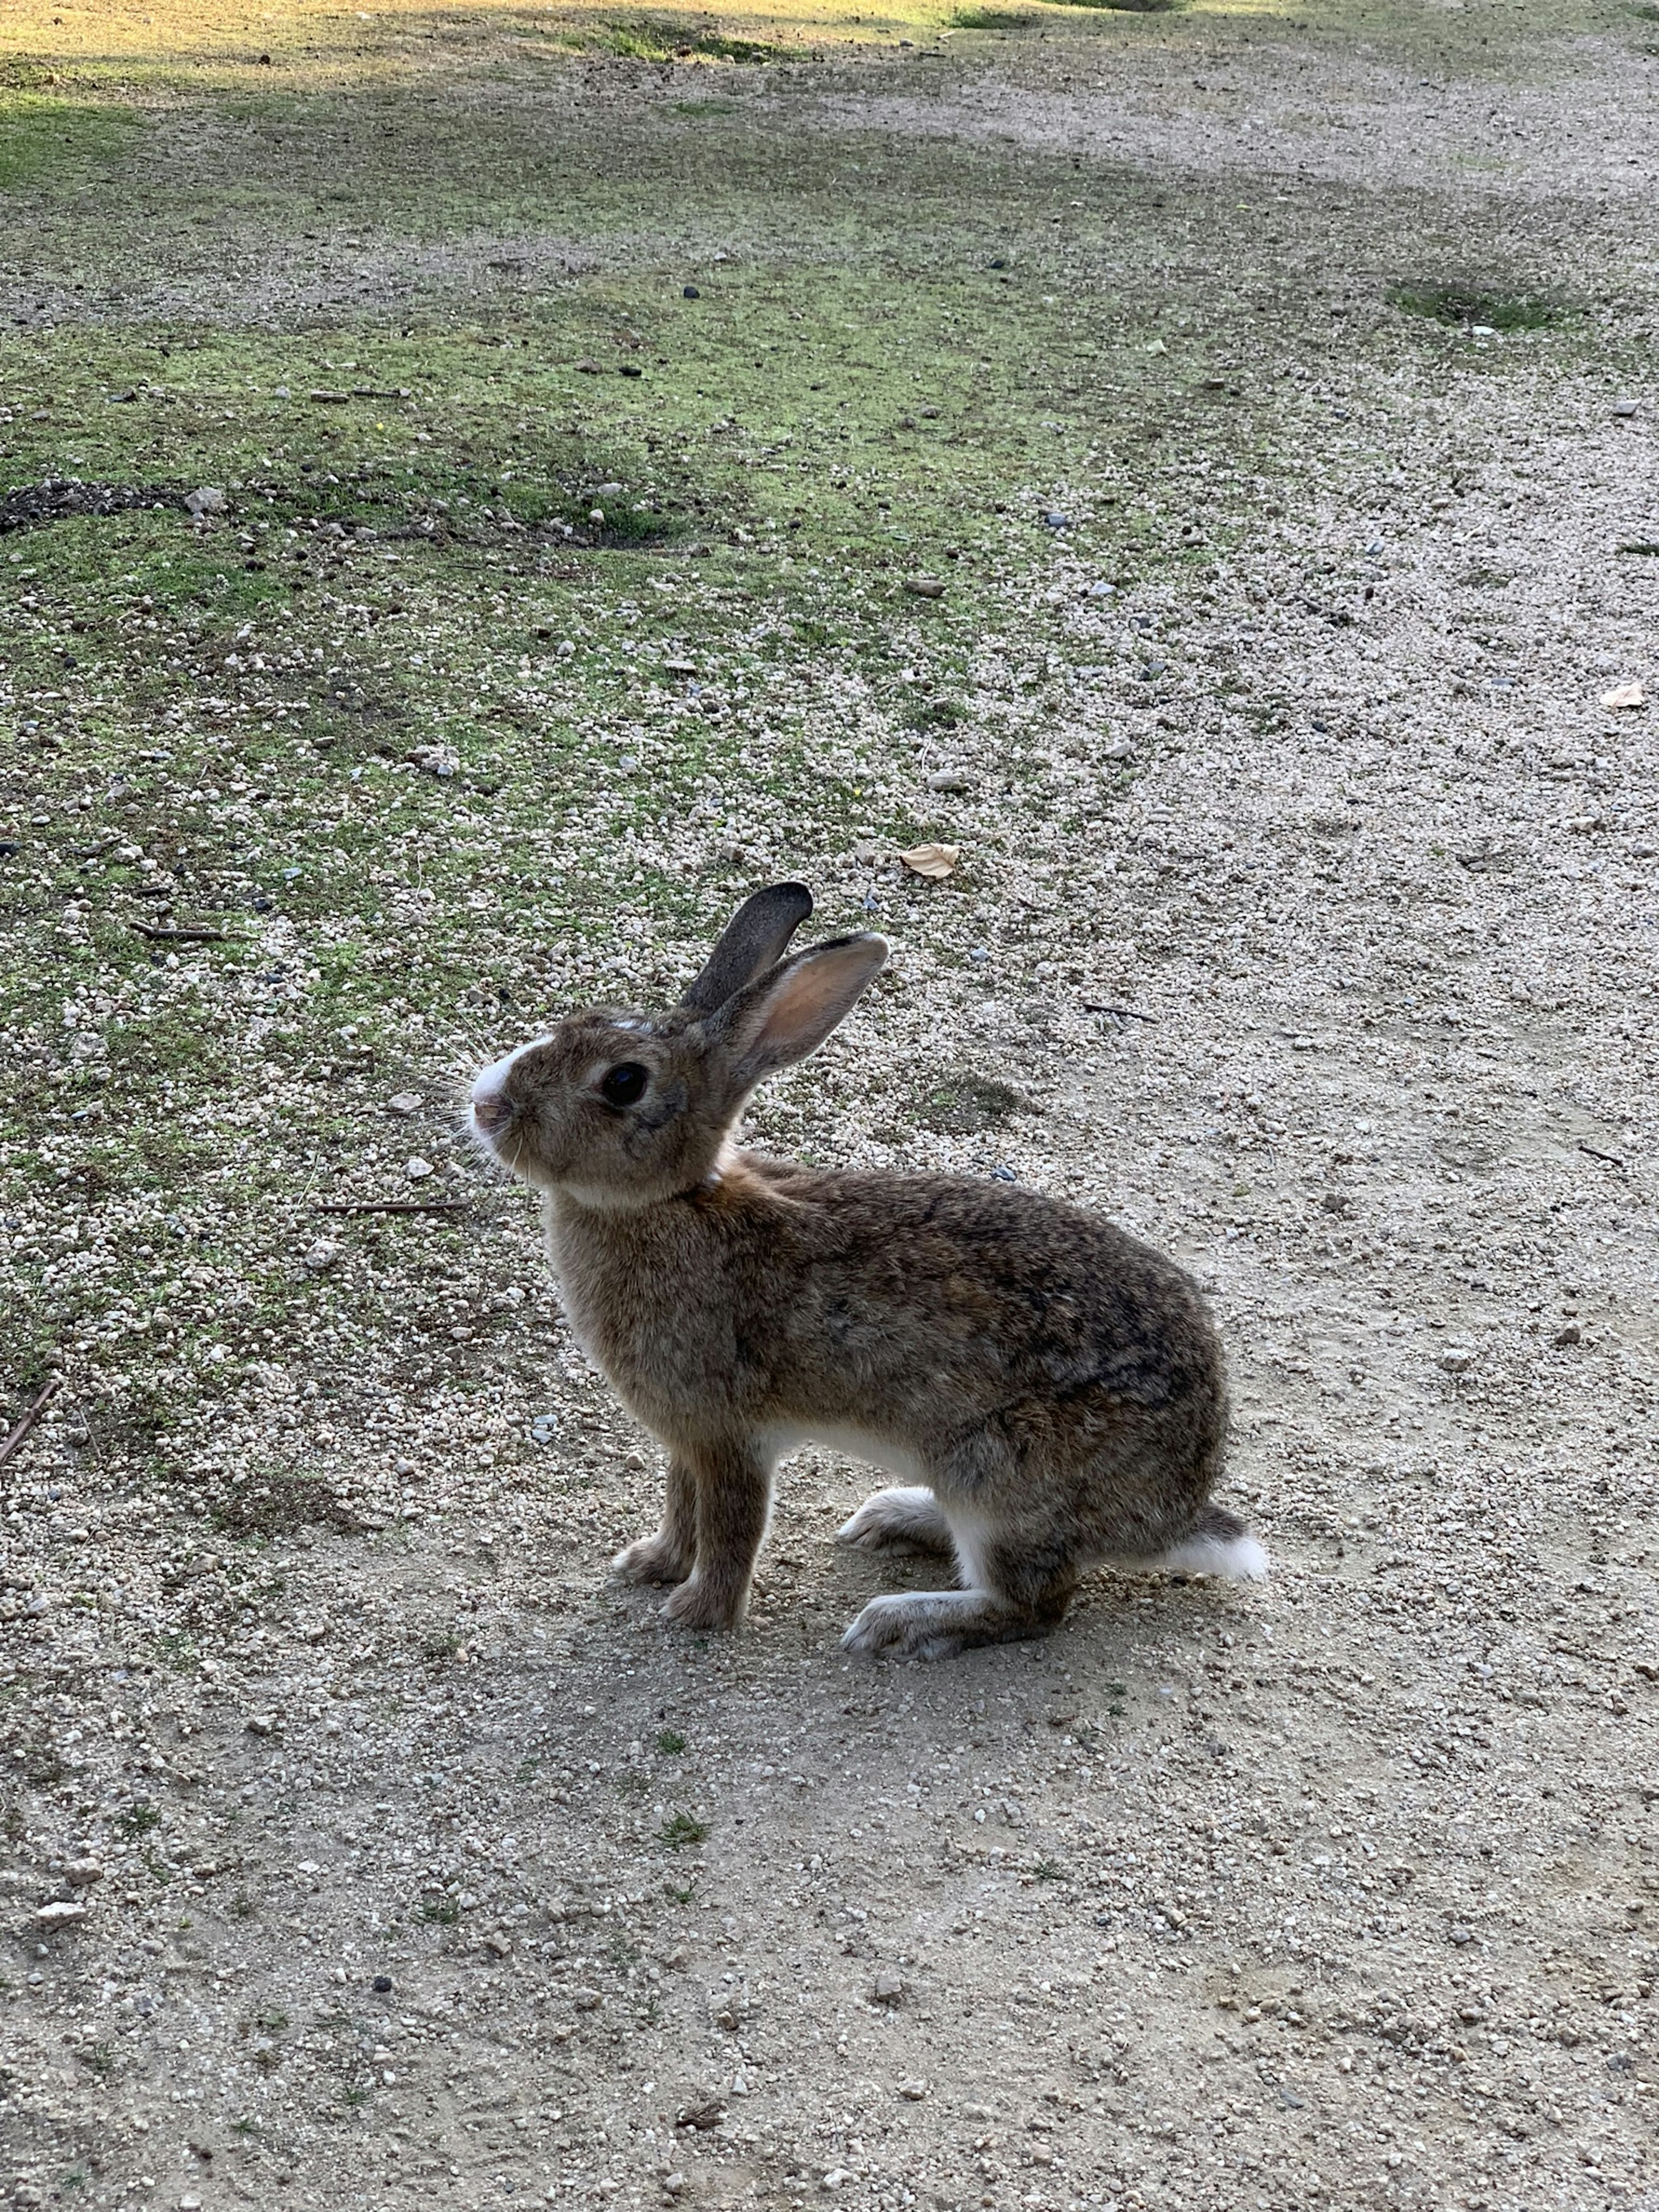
[612,1532,694,1587]
[662,1574,745,1632]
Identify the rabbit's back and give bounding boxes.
[550,1157,1226,1473]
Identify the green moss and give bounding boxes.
[0,92,143,190]
[1386,279,1573,332]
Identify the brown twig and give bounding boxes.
[1083,1002,1158,1023]
[129,922,228,943]
[0,1379,63,1472]
[313,1199,469,1216]
[1578,1142,1626,1168]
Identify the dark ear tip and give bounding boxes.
[763,880,814,916]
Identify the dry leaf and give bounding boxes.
[899,842,960,880]
[1600,681,1646,711]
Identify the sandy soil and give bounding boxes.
[3,6,1657,2212]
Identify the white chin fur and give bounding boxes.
[1153,1531,1271,1582]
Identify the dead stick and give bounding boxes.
[0,1378,63,1472]
[1578,1142,1626,1168]
[313,1199,469,1216]
[129,922,229,943]
[1083,1002,1158,1023]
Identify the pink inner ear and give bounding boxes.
[752,957,856,1058]
[738,939,884,1068]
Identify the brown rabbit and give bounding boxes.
[470,884,1265,1660]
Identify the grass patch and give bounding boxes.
[655,1727,687,1754]
[584,15,801,61]
[1386,279,1573,331]
[914,1072,1028,1135]
[656,1811,709,1849]
[420,1893,461,1924]
[0,92,142,191]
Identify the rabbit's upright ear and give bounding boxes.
[717,934,889,1081]
[680,882,815,1014]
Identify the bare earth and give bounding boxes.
[3,8,1658,2212]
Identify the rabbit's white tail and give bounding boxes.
[1153,1505,1270,1581]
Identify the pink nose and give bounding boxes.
[473,1088,512,1133]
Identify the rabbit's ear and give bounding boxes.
[718,934,889,1079]
[680,882,815,1014]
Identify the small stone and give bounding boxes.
[1600,681,1645,711]
[1041,510,1070,529]
[404,1157,433,1181]
[595,481,625,498]
[483,1932,512,1958]
[1449,1924,1475,1945]
[925,769,973,793]
[302,1239,339,1274]
[245,1713,276,1736]
[1553,1324,1581,1348]
[1101,739,1135,762]
[683,284,701,299]
[1612,400,1638,419]
[871,1970,905,2005]
[386,1091,424,1116]
[902,575,946,599]
[896,2078,927,2100]
[574,1987,603,2010]
[1437,1349,1474,1374]
[184,486,226,519]
[35,1900,87,1927]
[372,1974,393,1993]
[407,743,459,777]
[63,1858,104,1887]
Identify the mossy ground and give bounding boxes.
[2,0,1645,1474]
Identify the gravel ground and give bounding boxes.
[3,5,1658,2211]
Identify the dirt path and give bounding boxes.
[2,5,1656,2210]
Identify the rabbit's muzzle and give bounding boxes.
[471,1087,514,1136]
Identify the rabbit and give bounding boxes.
[469,882,1266,1661]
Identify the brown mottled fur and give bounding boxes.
[470,885,1262,1660]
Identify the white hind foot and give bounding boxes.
[842,1588,1039,1662]
[836,1485,954,1557]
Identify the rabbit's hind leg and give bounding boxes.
[842,1537,1075,1662]
[836,1485,954,1557]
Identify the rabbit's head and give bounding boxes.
[470,884,887,1208]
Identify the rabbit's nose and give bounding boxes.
[471,1087,513,1134]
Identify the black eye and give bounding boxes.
[600,1062,649,1108]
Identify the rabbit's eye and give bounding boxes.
[599,1062,649,1108]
